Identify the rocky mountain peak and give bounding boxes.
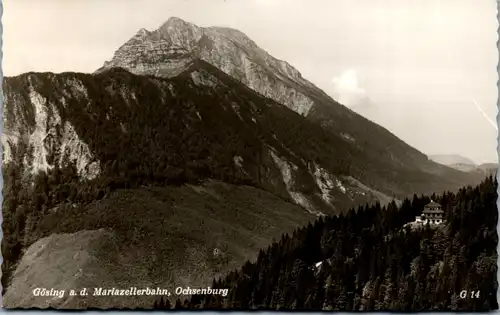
[208,26,259,49]
[98,17,316,115]
[160,16,198,30]
[136,27,150,36]
[157,17,204,50]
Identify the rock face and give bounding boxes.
[97,17,320,116]
[3,74,101,179]
[428,154,477,166]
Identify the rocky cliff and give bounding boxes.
[96,17,325,116]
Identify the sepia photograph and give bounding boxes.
[1,0,498,311]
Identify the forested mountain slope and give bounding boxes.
[2,181,316,309]
[1,61,405,293]
[172,176,498,311]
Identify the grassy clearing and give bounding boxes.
[5,180,315,308]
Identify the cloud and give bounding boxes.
[330,69,367,107]
[330,69,383,126]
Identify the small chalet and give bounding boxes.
[415,200,444,225]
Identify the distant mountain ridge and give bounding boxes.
[429,154,498,177]
[429,154,477,166]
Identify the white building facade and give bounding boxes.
[415,200,444,225]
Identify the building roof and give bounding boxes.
[424,200,441,208]
[423,208,444,214]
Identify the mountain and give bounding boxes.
[2,62,401,305]
[97,17,483,194]
[1,17,486,308]
[96,17,319,115]
[429,155,498,177]
[478,163,499,175]
[2,63,394,219]
[429,154,477,166]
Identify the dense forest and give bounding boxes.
[154,175,498,311]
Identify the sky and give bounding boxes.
[3,0,499,164]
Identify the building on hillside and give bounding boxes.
[414,200,444,225]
